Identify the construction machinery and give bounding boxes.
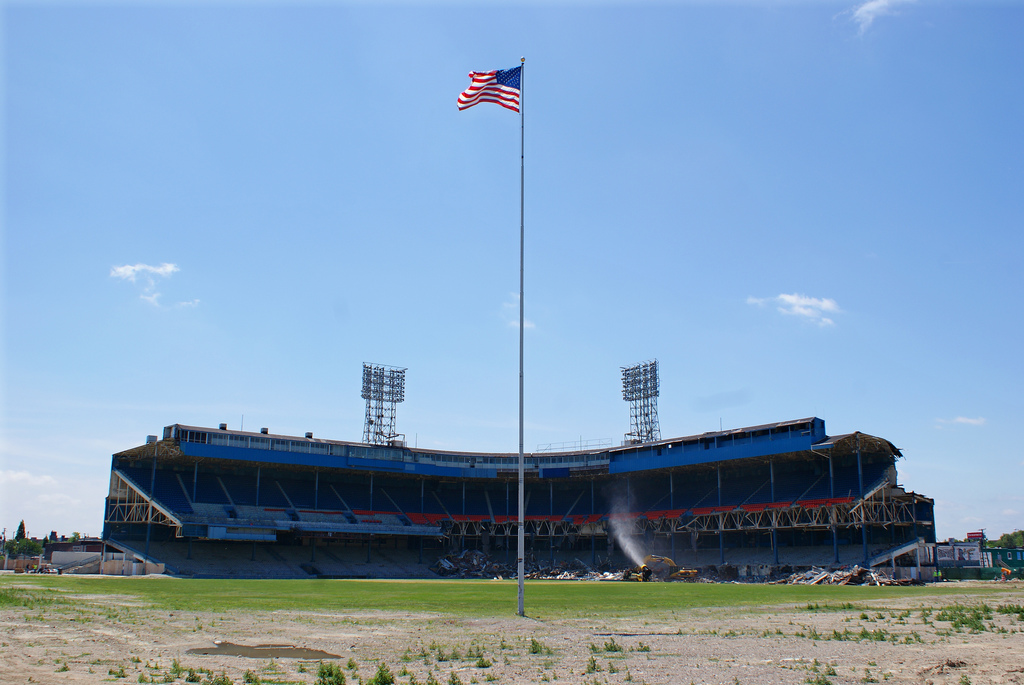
[622,555,698,582]
[997,558,1014,581]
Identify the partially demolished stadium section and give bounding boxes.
[100,418,936,578]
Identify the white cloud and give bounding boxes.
[848,0,915,35]
[109,263,179,282]
[0,468,107,538]
[0,470,58,488]
[36,492,82,508]
[747,293,840,327]
[935,416,987,428]
[110,262,192,308]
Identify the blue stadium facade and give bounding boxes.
[103,417,935,577]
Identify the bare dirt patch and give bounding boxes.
[2,580,1022,685]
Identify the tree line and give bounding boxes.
[4,520,43,556]
[3,520,82,556]
[986,530,1024,549]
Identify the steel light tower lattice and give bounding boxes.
[361,363,407,445]
[621,359,661,444]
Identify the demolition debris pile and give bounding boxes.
[431,551,922,584]
[771,565,919,586]
[432,550,622,580]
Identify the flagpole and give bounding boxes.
[516,56,526,618]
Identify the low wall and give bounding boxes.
[100,559,165,576]
[939,567,1023,581]
[52,551,100,566]
[1,558,41,572]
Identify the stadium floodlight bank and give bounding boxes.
[621,360,661,445]
[361,363,406,446]
[101,417,936,579]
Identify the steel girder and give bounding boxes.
[105,471,181,531]
[438,489,930,540]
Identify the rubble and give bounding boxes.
[771,565,920,586]
[431,551,922,585]
[431,550,623,580]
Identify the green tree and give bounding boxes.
[987,530,1024,549]
[15,520,26,541]
[70,532,82,543]
[5,538,43,556]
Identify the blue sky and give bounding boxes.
[2,0,1022,542]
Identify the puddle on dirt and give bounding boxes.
[186,642,340,659]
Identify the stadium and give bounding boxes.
[100,363,936,579]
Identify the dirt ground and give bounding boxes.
[2,579,1023,685]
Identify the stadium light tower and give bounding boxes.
[621,359,661,444]
[361,363,407,445]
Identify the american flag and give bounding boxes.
[457,66,521,113]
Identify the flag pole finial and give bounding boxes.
[521,57,525,63]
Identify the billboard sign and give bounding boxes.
[937,542,981,567]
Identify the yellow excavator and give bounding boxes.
[622,555,698,582]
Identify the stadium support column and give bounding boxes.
[505,480,510,565]
[914,520,921,580]
[421,476,427,565]
[670,472,675,560]
[833,515,840,565]
[717,466,724,565]
[590,479,596,566]
[912,507,919,576]
[771,460,778,566]
[857,434,867,564]
[830,456,839,564]
[829,455,835,499]
[145,443,157,559]
[719,514,725,565]
[459,482,466,552]
[549,481,554,566]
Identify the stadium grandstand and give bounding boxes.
[101,417,935,578]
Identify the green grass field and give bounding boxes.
[0,575,1011,618]
[2,576,1022,685]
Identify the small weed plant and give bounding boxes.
[315,662,346,685]
[366,662,395,685]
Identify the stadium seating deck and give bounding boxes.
[104,418,931,577]
[111,456,896,531]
